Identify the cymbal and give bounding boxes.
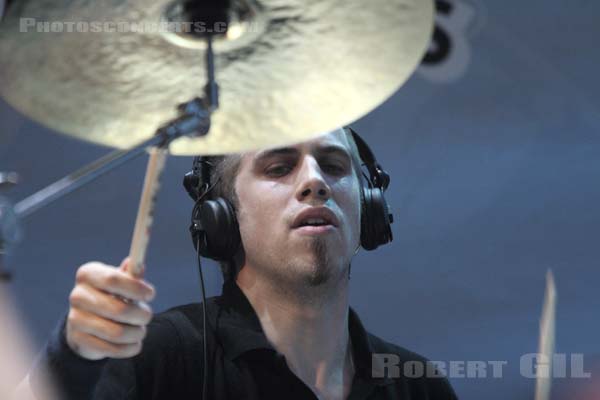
[0,0,433,155]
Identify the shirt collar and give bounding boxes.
[215,280,394,386]
[347,307,395,386]
[216,280,275,359]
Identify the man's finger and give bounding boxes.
[68,329,143,360]
[76,262,155,302]
[119,257,145,279]
[69,308,147,345]
[70,284,153,325]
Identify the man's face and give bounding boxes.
[234,128,362,288]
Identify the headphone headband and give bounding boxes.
[347,127,390,190]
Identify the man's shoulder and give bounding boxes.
[349,308,436,367]
[130,302,209,371]
[365,331,430,364]
[151,302,207,337]
[155,302,204,320]
[364,331,459,399]
[364,330,439,379]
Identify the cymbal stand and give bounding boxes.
[0,172,19,281]
[0,36,219,280]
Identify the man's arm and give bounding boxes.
[25,258,155,400]
[25,316,107,399]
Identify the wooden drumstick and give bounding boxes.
[534,270,556,400]
[127,147,168,277]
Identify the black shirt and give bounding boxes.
[32,281,458,399]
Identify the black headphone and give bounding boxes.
[182,127,393,261]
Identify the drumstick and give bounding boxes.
[534,270,556,400]
[127,147,168,277]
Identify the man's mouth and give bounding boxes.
[293,224,335,235]
[297,218,331,227]
[291,207,339,230]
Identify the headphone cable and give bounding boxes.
[196,237,209,400]
[190,167,221,399]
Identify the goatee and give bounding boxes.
[306,237,331,286]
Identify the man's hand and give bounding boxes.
[66,258,155,360]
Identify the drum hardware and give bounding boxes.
[0,35,222,277]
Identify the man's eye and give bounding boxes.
[266,164,292,177]
[322,163,346,175]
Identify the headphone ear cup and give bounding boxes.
[360,187,393,251]
[371,187,393,247]
[191,200,206,253]
[360,187,375,250]
[192,197,241,261]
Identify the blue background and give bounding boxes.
[1,1,599,398]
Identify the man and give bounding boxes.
[27,127,458,399]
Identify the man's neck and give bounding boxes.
[236,267,354,399]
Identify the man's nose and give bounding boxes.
[296,157,331,202]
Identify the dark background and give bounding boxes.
[1,1,599,398]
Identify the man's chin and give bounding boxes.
[297,237,334,286]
